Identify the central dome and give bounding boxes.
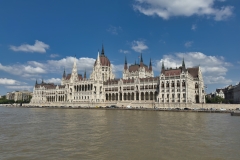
[94,45,111,67]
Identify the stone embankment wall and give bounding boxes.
[21,102,240,110]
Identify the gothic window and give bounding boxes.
[182,81,186,87]
[177,81,180,87]
[166,82,169,87]
[171,81,175,87]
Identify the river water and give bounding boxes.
[0,106,239,160]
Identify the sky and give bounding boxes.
[0,0,240,95]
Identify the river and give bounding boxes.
[0,106,239,160]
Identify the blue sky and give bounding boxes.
[0,0,240,95]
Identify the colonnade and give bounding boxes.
[105,91,158,101]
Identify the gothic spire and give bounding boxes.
[182,58,186,71]
[35,79,38,85]
[140,53,143,66]
[124,55,128,70]
[149,58,152,71]
[161,61,165,73]
[62,68,66,78]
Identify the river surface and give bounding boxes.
[0,106,240,160]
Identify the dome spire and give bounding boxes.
[140,53,143,66]
[101,44,105,55]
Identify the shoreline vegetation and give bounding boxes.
[1,104,239,113]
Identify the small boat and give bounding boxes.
[231,111,240,116]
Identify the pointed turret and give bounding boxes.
[62,68,66,78]
[41,78,44,84]
[35,79,38,85]
[124,56,128,70]
[182,58,186,71]
[161,61,165,73]
[140,53,143,67]
[101,44,105,55]
[96,51,100,65]
[149,58,152,71]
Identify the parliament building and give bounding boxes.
[30,46,205,107]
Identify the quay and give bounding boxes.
[2,103,239,114]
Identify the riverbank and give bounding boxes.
[1,104,238,113]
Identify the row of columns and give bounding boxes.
[47,95,65,102]
[106,92,158,101]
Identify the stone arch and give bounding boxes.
[150,92,153,100]
[124,93,127,100]
[112,93,115,101]
[141,92,144,100]
[154,91,158,101]
[145,92,149,100]
[136,92,139,100]
[120,93,122,101]
[106,94,108,101]
[128,93,131,100]
[131,92,134,100]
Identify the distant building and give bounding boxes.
[6,90,32,102]
[0,95,2,98]
[210,89,225,99]
[213,83,240,104]
[233,82,240,104]
[30,45,206,106]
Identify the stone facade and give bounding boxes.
[30,46,206,107]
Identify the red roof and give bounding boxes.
[94,55,110,66]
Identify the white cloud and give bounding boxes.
[204,76,232,84]
[119,49,130,54]
[155,52,232,84]
[131,40,148,53]
[50,54,60,58]
[5,85,33,91]
[0,63,46,77]
[10,40,49,53]
[44,78,62,84]
[191,24,197,30]
[0,78,21,85]
[107,25,122,35]
[184,41,193,48]
[133,0,233,21]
